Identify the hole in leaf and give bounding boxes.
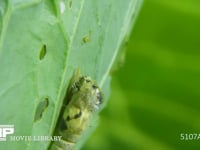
[0,11,2,35]
[69,0,72,8]
[34,97,49,122]
[39,44,47,60]
[60,0,66,14]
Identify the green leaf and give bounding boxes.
[0,0,142,149]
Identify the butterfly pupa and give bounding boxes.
[50,70,103,150]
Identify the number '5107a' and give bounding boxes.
[180,133,200,140]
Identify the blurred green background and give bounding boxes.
[83,0,200,149]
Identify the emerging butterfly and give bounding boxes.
[50,69,103,150]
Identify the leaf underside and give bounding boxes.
[0,0,142,149]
